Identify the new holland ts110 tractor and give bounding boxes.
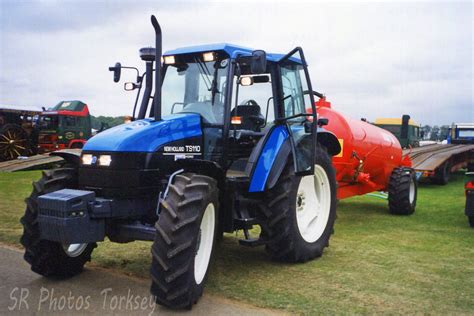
[20,16,417,309]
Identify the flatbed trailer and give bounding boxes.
[403,143,474,184]
[0,149,80,172]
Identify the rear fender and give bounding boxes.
[248,125,289,193]
[317,129,341,157]
[248,127,341,192]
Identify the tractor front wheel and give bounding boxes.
[388,167,417,215]
[20,168,96,277]
[150,173,219,309]
[259,145,337,262]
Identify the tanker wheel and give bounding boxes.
[151,173,219,309]
[259,145,337,262]
[20,167,96,277]
[388,167,417,215]
[0,124,28,160]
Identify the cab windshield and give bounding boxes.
[161,57,229,124]
[38,115,59,130]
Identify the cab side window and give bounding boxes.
[63,116,77,127]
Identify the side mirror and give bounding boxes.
[108,62,122,83]
[317,117,329,127]
[124,82,139,91]
[250,50,267,74]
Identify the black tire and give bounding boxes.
[20,168,96,277]
[0,123,28,160]
[430,161,451,185]
[259,145,337,263]
[469,216,474,228]
[150,173,219,309]
[388,167,417,215]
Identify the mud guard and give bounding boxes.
[50,149,82,166]
[248,127,340,192]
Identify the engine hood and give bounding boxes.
[83,113,202,152]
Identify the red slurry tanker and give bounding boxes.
[311,97,416,214]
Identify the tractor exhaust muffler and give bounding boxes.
[151,15,162,121]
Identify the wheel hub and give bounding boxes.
[297,193,306,211]
[62,243,88,257]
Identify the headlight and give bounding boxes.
[82,154,93,165]
[98,155,112,167]
[203,52,215,62]
[163,55,175,65]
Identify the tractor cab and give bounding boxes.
[37,100,92,152]
[162,45,318,177]
[100,43,339,185]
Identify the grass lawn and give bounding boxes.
[1,170,473,314]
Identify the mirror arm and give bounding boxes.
[131,80,143,121]
[120,66,141,79]
[303,90,324,99]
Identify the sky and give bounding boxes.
[0,0,472,126]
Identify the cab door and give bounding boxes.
[277,47,317,176]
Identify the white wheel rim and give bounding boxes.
[62,243,87,257]
[296,165,332,243]
[409,177,415,204]
[194,203,215,285]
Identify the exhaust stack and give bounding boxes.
[151,15,162,121]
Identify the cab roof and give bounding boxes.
[164,43,301,63]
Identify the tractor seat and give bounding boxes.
[230,105,265,132]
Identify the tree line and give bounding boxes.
[90,116,126,130]
[420,125,450,141]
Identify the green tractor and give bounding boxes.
[374,115,421,148]
[20,16,341,309]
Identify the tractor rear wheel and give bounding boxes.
[20,168,96,277]
[150,173,219,309]
[388,167,417,215]
[0,124,28,160]
[259,145,337,262]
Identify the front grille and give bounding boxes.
[38,208,66,218]
[78,168,164,198]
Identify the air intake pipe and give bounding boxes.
[151,15,162,121]
[137,48,155,119]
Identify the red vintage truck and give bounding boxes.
[37,100,92,152]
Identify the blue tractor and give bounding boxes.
[20,16,341,309]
